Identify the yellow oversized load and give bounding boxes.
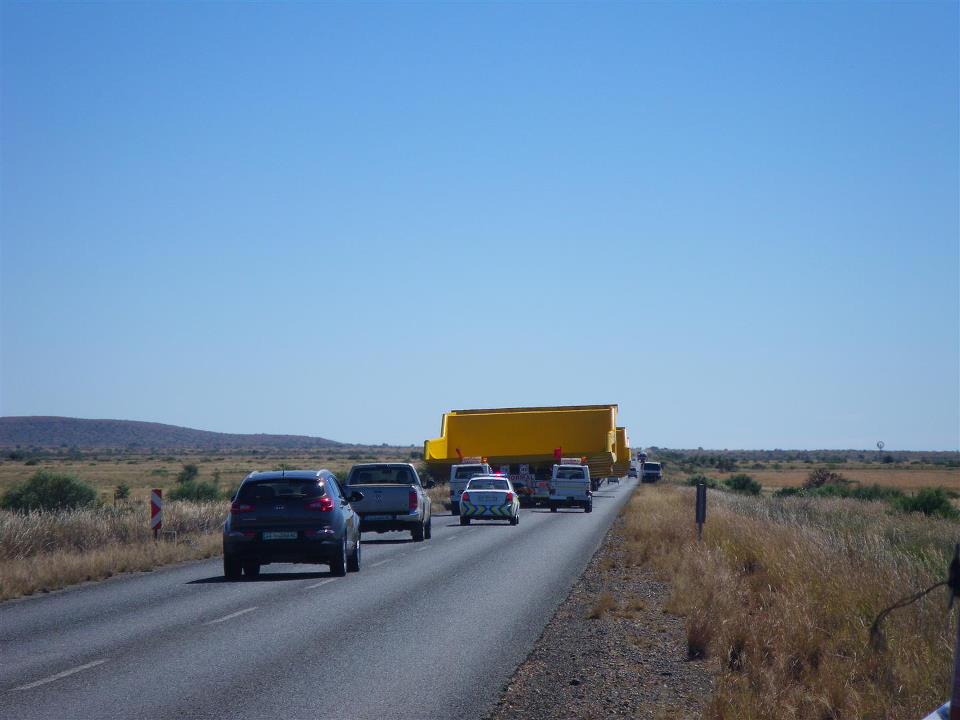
[424,405,630,502]
[613,427,632,476]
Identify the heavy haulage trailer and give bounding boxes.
[423,404,633,506]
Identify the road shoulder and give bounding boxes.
[489,508,712,719]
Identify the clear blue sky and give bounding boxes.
[1,1,957,450]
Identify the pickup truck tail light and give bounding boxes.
[231,502,254,514]
[306,496,335,512]
[461,492,470,503]
[504,492,514,504]
[408,489,418,511]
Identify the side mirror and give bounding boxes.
[348,491,364,503]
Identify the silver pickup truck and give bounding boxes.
[344,463,433,541]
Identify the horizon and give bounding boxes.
[2,2,958,450]
[1,415,957,453]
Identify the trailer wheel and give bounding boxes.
[460,516,471,526]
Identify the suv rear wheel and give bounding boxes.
[224,554,242,580]
[347,536,361,572]
[242,560,260,578]
[330,537,347,577]
[424,517,432,539]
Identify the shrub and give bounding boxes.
[895,488,959,519]
[686,473,719,489]
[1,471,97,512]
[167,481,220,502]
[24,459,39,466]
[416,464,436,486]
[773,486,804,498]
[114,483,131,501]
[723,474,761,495]
[176,464,199,484]
[849,484,904,502]
[805,467,849,488]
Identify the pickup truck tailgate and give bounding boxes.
[552,478,588,499]
[348,484,412,515]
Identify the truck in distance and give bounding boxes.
[344,463,434,541]
[641,461,662,483]
[549,459,593,513]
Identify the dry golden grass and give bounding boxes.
[426,483,451,510]
[587,591,617,619]
[622,485,957,719]
[746,465,959,490]
[0,500,227,601]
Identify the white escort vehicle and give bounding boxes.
[548,459,593,513]
[459,475,520,526]
[448,460,492,515]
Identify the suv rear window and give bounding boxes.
[644,463,662,471]
[238,480,324,503]
[454,466,485,480]
[348,466,414,485]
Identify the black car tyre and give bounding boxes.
[585,500,593,513]
[510,512,519,526]
[460,516,470,526]
[451,505,460,516]
[424,516,432,539]
[330,537,347,577]
[347,536,361,572]
[550,504,558,513]
[242,560,260,578]
[412,521,425,542]
[224,554,242,580]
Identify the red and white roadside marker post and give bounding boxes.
[150,488,162,540]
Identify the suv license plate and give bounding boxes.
[364,514,393,521]
[263,531,298,540]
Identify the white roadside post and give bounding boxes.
[150,488,162,540]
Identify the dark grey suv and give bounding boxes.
[223,470,363,579]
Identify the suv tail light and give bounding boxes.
[408,489,418,511]
[504,492,514,504]
[306,496,335,512]
[231,502,254,514]
[461,491,470,503]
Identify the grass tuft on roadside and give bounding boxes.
[623,485,957,720]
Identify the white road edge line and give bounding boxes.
[203,606,258,626]
[305,579,336,590]
[371,560,389,568]
[12,659,108,691]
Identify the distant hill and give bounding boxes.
[0,417,343,451]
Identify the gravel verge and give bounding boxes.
[489,510,712,719]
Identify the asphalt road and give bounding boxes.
[0,478,636,720]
